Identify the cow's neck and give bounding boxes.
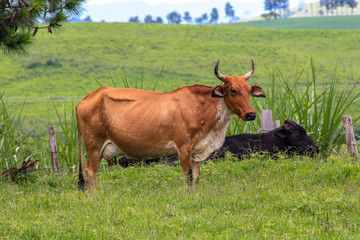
[215,99,236,130]
[186,84,235,133]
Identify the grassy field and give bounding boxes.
[234,15,360,30]
[1,21,360,239]
[1,153,360,239]
[0,22,359,131]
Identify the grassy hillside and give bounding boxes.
[0,23,359,130]
[234,15,360,30]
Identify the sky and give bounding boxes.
[87,0,315,5]
[81,0,317,23]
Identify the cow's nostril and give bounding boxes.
[245,112,256,121]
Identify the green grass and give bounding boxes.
[1,153,360,239]
[0,22,360,130]
[235,15,360,30]
[1,21,360,239]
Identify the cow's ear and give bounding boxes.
[283,120,295,132]
[250,86,266,98]
[274,127,289,138]
[211,85,227,98]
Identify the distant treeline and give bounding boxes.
[72,0,358,24]
[128,0,358,24]
[129,2,236,24]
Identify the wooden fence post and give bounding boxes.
[273,120,280,129]
[342,115,358,159]
[261,110,281,133]
[48,126,62,173]
[261,110,273,133]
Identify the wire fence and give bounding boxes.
[3,96,84,102]
[3,83,360,102]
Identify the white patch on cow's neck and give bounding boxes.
[193,99,236,162]
[216,99,236,129]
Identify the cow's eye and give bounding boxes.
[230,88,237,94]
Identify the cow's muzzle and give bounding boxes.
[244,112,256,121]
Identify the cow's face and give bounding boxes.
[274,120,320,155]
[212,59,265,121]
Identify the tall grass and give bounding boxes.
[52,100,79,171]
[0,92,52,171]
[1,61,358,172]
[228,59,360,155]
[0,92,26,169]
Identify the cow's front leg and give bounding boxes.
[191,160,201,192]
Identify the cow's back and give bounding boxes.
[76,85,220,160]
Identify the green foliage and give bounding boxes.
[0,92,26,169]
[1,155,360,238]
[228,59,360,156]
[0,92,52,171]
[52,100,79,171]
[0,0,86,54]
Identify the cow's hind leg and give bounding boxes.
[83,150,102,191]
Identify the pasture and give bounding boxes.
[1,154,360,239]
[1,21,360,239]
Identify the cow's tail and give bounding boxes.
[77,119,85,190]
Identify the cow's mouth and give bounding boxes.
[244,112,256,121]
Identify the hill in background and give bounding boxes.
[234,15,360,29]
[235,2,360,29]
[0,23,359,129]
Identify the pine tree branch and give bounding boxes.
[1,0,86,54]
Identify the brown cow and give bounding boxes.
[76,59,265,191]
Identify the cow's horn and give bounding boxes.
[244,59,255,81]
[214,59,226,82]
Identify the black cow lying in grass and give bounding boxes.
[214,119,319,160]
[111,120,319,167]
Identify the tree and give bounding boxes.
[155,17,163,24]
[209,8,219,24]
[195,16,203,24]
[183,11,192,23]
[264,0,289,17]
[201,13,208,22]
[278,0,289,13]
[225,2,235,19]
[83,15,92,22]
[320,0,338,13]
[345,0,358,13]
[144,15,154,23]
[129,16,140,23]
[277,0,289,17]
[261,11,280,20]
[320,0,358,15]
[264,0,278,13]
[195,13,208,24]
[0,0,86,54]
[166,11,181,24]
